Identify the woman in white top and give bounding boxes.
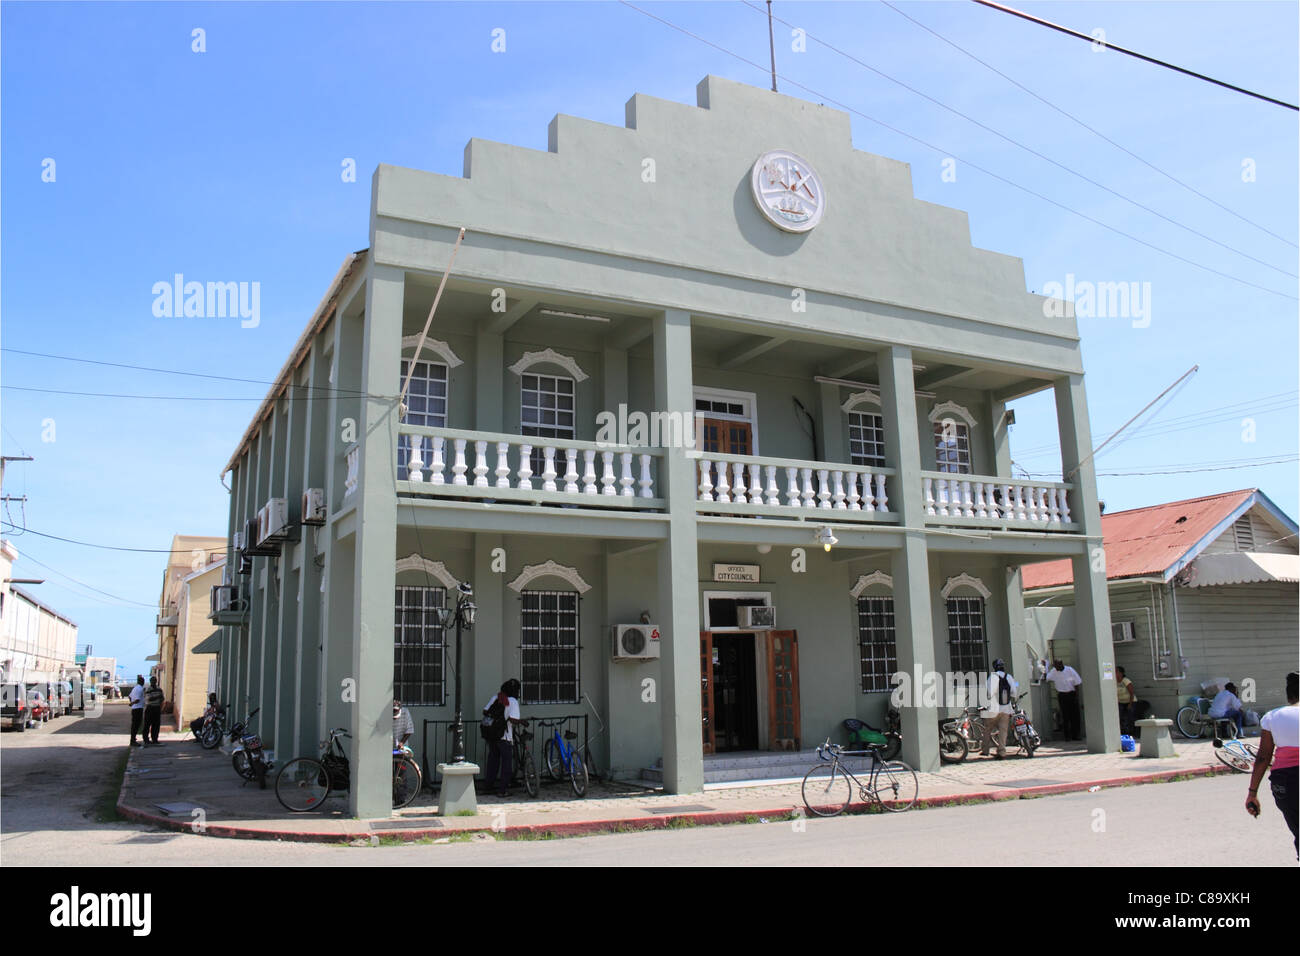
[1246,671,1299,857]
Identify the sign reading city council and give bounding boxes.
[750,149,826,233]
[713,563,760,583]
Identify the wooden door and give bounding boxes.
[700,631,715,755]
[700,419,753,498]
[766,630,800,751]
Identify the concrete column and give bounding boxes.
[878,346,940,772]
[472,533,504,736]
[653,309,703,793]
[475,329,504,432]
[273,378,307,757]
[988,398,1011,477]
[348,263,402,817]
[1055,374,1118,753]
[817,382,846,464]
[603,346,628,419]
[294,339,330,759]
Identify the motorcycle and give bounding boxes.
[1009,692,1041,758]
[229,706,273,788]
[938,713,969,763]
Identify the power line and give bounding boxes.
[746,1,1296,278]
[14,551,157,609]
[0,347,371,397]
[617,2,1297,301]
[878,0,1298,250]
[0,522,228,555]
[971,0,1299,111]
[1,385,394,403]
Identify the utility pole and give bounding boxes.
[767,1,778,92]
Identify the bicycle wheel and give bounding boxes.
[522,749,539,798]
[875,760,918,812]
[276,757,332,812]
[568,751,589,798]
[543,738,563,780]
[939,729,968,764]
[1174,706,1201,739]
[1214,740,1254,773]
[232,750,254,781]
[801,763,852,817]
[392,757,422,809]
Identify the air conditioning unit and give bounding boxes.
[301,488,326,526]
[256,498,289,546]
[210,584,243,616]
[612,624,660,661]
[739,605,776,629]
[233,531,246,552]
[243,516,277,558]
[1111,621,1136,644]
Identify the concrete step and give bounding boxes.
[640,749,875,785]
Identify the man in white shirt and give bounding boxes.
[1044,659,1083,740]
[981,660,1019,759]
[480,678,522,798]
[1208,682,1245,737]
[392,700,414,750]
[127,675,146,747]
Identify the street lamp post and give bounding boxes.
[445,581,476,764]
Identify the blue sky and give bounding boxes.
[2,1,1296,678]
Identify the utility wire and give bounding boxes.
[14,551,158,609]
[745,1,1296,278]
[1,385,394,403]
[617,2,1297,301]
[0,347,371,397]
[879,0,1298,249]
[971,0,1299,111]
[0,522,228,555]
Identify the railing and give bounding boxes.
[420,714,591,788]
[397,425,663,509]
[693,452,895,521]
[921,472,1074,528]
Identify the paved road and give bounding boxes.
[3,704,1296,866]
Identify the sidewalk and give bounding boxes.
[116,731,1245,843]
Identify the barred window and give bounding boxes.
[521,373,575,479]
[520,590,580,704]
[857,596,897,693]
[398,359,448,475]
[934,420,972,474]
[946,596,988,673]
[394,585,446,706]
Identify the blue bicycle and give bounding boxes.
[539,720,588,797]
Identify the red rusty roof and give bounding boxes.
[1021,489,1257,590]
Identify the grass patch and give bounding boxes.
[453,809,476,817]
[666,816,697,829]
[93,748,131,823]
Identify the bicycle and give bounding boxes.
[392,744,423,808]
[1212,737,1258,773]
[512,723,540,799]
[1175,698,1239,741]
[539,719,588,798]
[801,740,918,817]
[275,728,352,812]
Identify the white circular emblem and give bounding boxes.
[750,149,826,233]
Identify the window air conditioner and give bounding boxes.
[1111,621,1135,644]
[211,584,242,616]
[257,498,289,545]
[612,624,660,661]
[301,488,326,526]
[739,605,776,629]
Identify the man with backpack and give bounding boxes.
[480,679,521,798]
[981,659,1019,760]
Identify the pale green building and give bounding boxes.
[211,76,1115,816]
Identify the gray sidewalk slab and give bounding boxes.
[117,730,1245,842]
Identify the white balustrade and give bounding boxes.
[495,443,511,489]
[407,437,425,483]
[451,439,468,486]
[473,441,489,488]
[619,453,634,497]
[563,448,579,495]
[694,456,893,521]
[921,472,1075,531]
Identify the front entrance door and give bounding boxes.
[711,634,758,752]
[766,630,801,750]
[700,629,800,753]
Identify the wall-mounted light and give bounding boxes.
[816,526,838,552]
[756,544,772,555]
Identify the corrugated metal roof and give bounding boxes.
[1022,489,1258,590]
[1181,552,1300,588]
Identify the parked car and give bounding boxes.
[26,688,52,724]
[1,682,29,731]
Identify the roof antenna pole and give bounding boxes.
[767,1,778,92]
[1065,364,1198,480]
[399,227,467,419]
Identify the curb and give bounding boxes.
[115,759,1230,844]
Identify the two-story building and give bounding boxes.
[212,76,1115,816]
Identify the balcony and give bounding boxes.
[394,425,666,511]
[693,451,896,524]
[922,472,1077,532]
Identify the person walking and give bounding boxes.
[981,660,1018,759]
[1044,659,1083,740]
[128,675,146,747]
[480,679,521,798]
[1245,672,1299,857]
[143,676,165,746]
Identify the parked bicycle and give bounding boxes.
[1213,737,1258,773]
[539,718,588,797]
[512,722,540,799]
[801,740,918,817]
[1176,697,1239,741]
[275,729,422,812]
[392,743,423,808]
